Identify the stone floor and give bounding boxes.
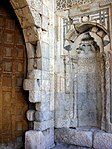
[52,144,92,149]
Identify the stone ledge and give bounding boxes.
[35,111,54,122]
[93,131,112,149]
[34,119,54,131]
[55,128,112,149]
[55,128,92,148]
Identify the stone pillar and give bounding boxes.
[105,52,111,132]
[101,53,106,131]
[71,57,78,127]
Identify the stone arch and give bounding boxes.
[0,0,32,147]
[65,22,110,55]
[8,0,43,105]
[9,0,42,72]
[66,22,108,40]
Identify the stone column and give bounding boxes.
[105,52,111,132]
[72,57,78,127]
[101,53,106,131]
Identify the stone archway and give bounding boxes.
[0,0,42,148]
[0,0,29,148]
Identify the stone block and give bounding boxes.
[91,27,98,33]
[27,0,43,14]
[23,79,41,91]
[77,93,97,127]
[50,92,54,111]
[35,58,42,70]
[15,7,35,28]
[50,58,54,74]
[49,12,54,26]
[54,118,71,128]
[27,58,34,72]
[41,80,50,92]
[41,91,50,102]
[55,128,72,144]
[55,128,92,148]
[42,71,50,80]
[26,110,35,121]
[34,120,54,131]
[43,128,55,149]
[41,31,49,43]
[72,130,92,147]
[10,0,27,9]
[42,58,50,71]
[25,130,45,149]
[23,26,39,44]
[43,4,49,17]
[35,101,50,112]
[93,131,112,149]
[29,6,42,28]
[26,43,35,58]
[41,42,50,59]
[28,69,41,79]
[35,111,54,122]
[42,15,49,31]
[97,30,106,38]
[29,90,41,103]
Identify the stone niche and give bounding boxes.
[76,32,101,128]
[55,30,112,149]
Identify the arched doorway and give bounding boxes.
[0,0,28,148]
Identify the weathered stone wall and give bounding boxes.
[8,0,55,148]
[6,0,112,148]
[54,1,112,148]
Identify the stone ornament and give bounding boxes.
[56,0,103,10]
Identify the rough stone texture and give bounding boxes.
[7,0,112,149]
[25,130,45,149]
[29,90,41,103]
[8,0,55,149]
[34,120,54,131]
[43,128,55,149]
[34,111,53,122]
[15,6,35,28]
[28,69,41,79]
[10,0,27,9]
[35,101,50,112]
[93,132,112,149]
[23,26,39,44]
[26,0,43,15]
[42,15,49,31]
[55,128,92,148]
[76,33,101,128]
[27,110,35,121]
[23,79,41,91]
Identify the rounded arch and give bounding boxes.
[64,22,110,51]
[0,0,30,147]
[77,22,107,34]
[9,0,41,72]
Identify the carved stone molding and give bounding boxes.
[56,0,112,11]
[56,0,110,11]
[56,0,94,10]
